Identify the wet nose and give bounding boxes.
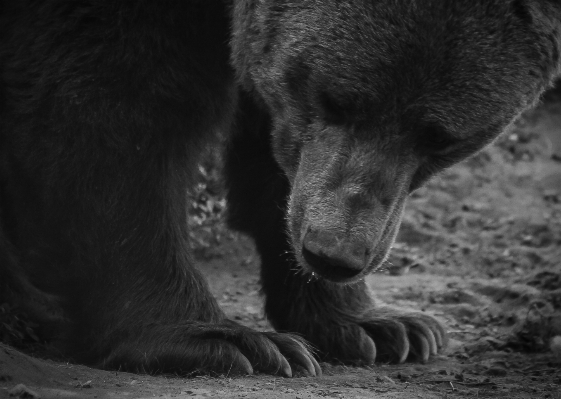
[302,228,369,282]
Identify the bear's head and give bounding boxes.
[231,0,561,282]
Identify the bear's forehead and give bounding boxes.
[253,0,544,137]
[276,44,526,138]
[273,0,532,73]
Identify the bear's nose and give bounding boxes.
[302,228,369,282]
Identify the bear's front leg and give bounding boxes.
[225,92,447,365]
[253,222,446,365]
[260,258,446,365]
[0,1,322,376]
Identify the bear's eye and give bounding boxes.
[318,92,348,125]
[416,124,456,154]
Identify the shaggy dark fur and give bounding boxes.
[229,0,561,364]
[0,0,560,375]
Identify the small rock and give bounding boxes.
[75,380,92,389]
[485,368,507,377]
[380,375,396,384]
[464,338,493,355]
[8,384,40,399]
[551,335,561,359]
[393,372,411,382]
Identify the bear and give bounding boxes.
[0,0,560,376]
[226,0,561,365]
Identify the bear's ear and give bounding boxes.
[523,0,561,78]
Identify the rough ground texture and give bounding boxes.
[1,96,561,398]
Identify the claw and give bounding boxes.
[359,332,377,365]
[407,318,439,356]
[231,352,254,376]
[425,328,438,356]
[261,332,321,377]
[278,355,292,377]
[311,355,322,377]
[397,328,409,364]
[417,334,430,363]
[285,342,320,376]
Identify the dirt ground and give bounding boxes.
[2,95,561,398]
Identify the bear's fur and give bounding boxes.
[228,0,561,364]
[1,0,560,375]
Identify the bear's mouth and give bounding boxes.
[295,217,401,284]
[301,245,366,282]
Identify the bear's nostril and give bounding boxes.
[301,229,368,282]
